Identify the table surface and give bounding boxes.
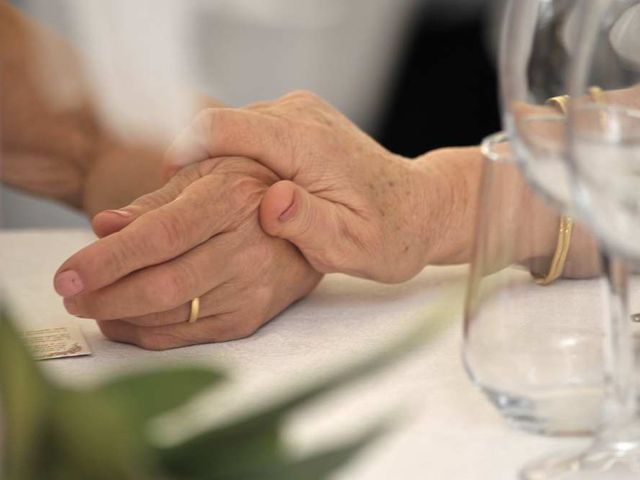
[0,229,588,480]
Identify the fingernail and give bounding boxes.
[279,197,297,223]
[105,209,132,218]
[54,270,85,297]
[64,297,80,315]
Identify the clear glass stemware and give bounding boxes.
[519,0,640,477]
[467,0,616,438]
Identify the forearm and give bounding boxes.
[410,146,602,278]
[410,147,482,267]
[0,1,225,217]
[0,0,100,208]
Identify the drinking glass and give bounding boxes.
[464,131,609,436]
[519,0,640,477]
[466,0,613,436]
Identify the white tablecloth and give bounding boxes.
[0,229,588,479]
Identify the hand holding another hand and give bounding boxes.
[167,91,458,283]
[54,157,321,350]
[53,90,483,350]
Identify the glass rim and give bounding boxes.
[480,131,512,163]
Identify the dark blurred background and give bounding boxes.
[378,1,501,156]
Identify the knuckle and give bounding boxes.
[194,157,224,177]
[234,319,262,339]
[284,89,320,104]
[152,211,188,252]
[312,247,349,274]
[199,319,232,342]
[143,269,191,309]
[242,288,273,326]
[196,107,247,147]
[210,311,263,341]
[228,176,263,210]
[195,108,217,132]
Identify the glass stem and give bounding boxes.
[598,254,639,444]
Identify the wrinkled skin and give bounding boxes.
[55,157,322,350]
[166,90,439,283]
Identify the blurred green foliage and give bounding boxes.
[0,299,452,479]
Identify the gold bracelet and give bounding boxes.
[533,216,575,285]
[532,94,573,285]
[534,88,604,285]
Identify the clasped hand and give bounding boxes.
[55,91,458,350]
[55,156,321,350]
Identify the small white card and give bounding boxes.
[23,325,92,361]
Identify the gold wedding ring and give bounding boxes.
[187,297,200,324]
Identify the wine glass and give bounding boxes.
[519,0,640,477]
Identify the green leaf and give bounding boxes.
[160,297,455,479]
[233,423,387,480]
[221,299,456,440]
[41,388,155,480]
[161,421,386,480]
[1,282,458,480]
[157,412,284,478]
[96,367,225,427]
[0,309,51,480]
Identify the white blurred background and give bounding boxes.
[2,0,491,228]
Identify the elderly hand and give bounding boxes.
[166,90,608,286]
[166,91,475,283]
[53,157,322,350]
